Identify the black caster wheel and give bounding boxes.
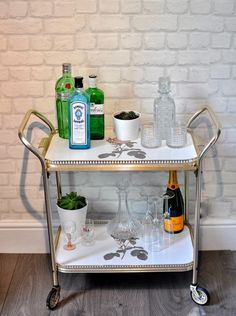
[190,284,210,306]
[46,286,60,310]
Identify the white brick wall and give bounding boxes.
[0,0,235,237]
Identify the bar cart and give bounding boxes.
[18,106,221,310]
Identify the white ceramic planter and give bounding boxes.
[113,111,141,141]
[57,201,88,242]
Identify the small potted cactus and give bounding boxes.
[113,110,141,141]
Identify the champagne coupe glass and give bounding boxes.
[62,220,76,251]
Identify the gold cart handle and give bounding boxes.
[187,105,221,161]
[18,109,56,165]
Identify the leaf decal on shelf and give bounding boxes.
[103,237,148,261]
[98,138,147,160]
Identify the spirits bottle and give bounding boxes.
[68,76,90,149]
[55,63,74,139]
[164,171,184,234]
[86,75,104,140]
[154,77,175,141]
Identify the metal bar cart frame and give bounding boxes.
[18,106,221,309]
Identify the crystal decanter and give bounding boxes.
[107,181,141,242]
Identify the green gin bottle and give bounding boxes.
[86,75,104,140]
[55,63,74,139]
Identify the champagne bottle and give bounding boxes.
[164,170,184,234]
[55,63,74,139]
[86,75,104,140]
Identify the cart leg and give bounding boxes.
[42,168,61,309]
[184,171,189,223]
[192,166,201,285]
[56,171,62,200]
[190,164,210,305]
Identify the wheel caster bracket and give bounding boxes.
[190,283,210,306]
[46,285,61,310]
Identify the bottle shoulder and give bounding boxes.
[86,87,104,96]
[86,87,104,103]
[70,89,90,104]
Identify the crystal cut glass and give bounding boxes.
[107,181,141,241]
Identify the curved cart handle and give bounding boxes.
[18,109,56,166]
[187,106,221,161]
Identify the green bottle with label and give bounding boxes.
[55,63,74,139]
[86,75,104,140]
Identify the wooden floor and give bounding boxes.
[0,251,236,316]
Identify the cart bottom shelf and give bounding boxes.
[55,223,193,273]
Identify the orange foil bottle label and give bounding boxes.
[164,215,184,233]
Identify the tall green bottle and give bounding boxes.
[55,63,74,139]
[86,75,104,140]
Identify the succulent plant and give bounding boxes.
[57,192,87,210]
[114,111,139,120]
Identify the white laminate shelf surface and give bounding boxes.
[45,132,198,166]
[56,224,193,273]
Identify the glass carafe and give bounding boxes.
[107,182,141,241]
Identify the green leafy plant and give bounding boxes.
[57,192,87,210]
[114,111,139,120]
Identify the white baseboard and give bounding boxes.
[0,220,57,253]
[0,219,236,253]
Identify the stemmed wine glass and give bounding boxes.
[62,221,76,251]
[162,191,175,230]
[148,198,165,252]
[162,191,175,247]
[140,188,159,223]
[140,189,159,243]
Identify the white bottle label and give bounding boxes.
[56,92,70,100]
[71,101,87,145]
[90,103,104,115]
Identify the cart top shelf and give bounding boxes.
[18,107,221,172]
[44,132,198,172]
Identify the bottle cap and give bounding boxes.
[74,76,83,88]
[158,77,170,93]
[62,63,71,73]
[88,74,97,88]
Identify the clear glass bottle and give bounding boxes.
[107,182,141,241]
[154,77,176,141]
[55,63,74,139]
[86,75,104,140]
[68,76,90,149]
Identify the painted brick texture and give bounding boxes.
[0,0,235,223]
